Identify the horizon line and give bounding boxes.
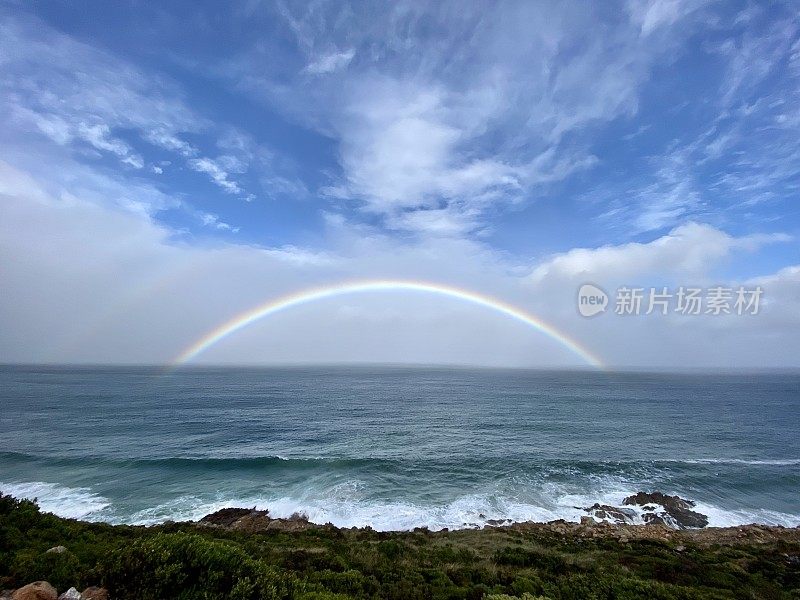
[3,362,800,375]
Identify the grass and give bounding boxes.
[1,493,798,599]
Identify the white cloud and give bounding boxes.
[304,48,355,74]
[10,109,145,169]
[0,13,259,199]
[1,158,798,368]
[0,15,201,147]
[630,147,703,233]
[747,266,800,329]
[593,14,800,235]
[198,211,240,233]
[29,112,73,145]
[76,124,134,159]
[187,157,244,195]
[713,16,798,106]
[525,221,798,369]
[261,176,307,200]
[144,129,198,157]
[530,222,790,285]
[628,0,705,37]
[121,155,145,169]
[227,1,707,234]
[0,159,337,363]
[1,3,799,370]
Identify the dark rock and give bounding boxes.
[197,507,323,533]
[413,526,430,534]
[583,503,637,525]
[623,492,708,529]
[227,511,271,532]
[11,582,57,600]
[641,513,671,526]
[265,517,314,532]
[80,587,109,600]
[199,507,262,527]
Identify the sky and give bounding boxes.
[0,0,799,369]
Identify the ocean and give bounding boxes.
[1,365,798,530]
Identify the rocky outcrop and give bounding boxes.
[10,582,57,600]
[580,492,709,529]
[623,492,709,528]
[198,507,316,533]
[583,503,637,524]
[485,518,513,527]
[199,507,258,527]
[56,589,80,600]
[45,546,66,555]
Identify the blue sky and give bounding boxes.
[1,0,799,367]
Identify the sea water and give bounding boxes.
[1,365,798,530]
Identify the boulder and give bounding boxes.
[11,582,57,600]
[45,546,67,555]
[80,588,109,600]
[57,589,80,600]
[623,492,708,529]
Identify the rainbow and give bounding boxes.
[172,279,604,368]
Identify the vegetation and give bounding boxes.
[1,493,798,599]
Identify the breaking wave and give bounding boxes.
[3,476,798,532]
[0,480,110,520]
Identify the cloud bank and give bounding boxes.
[0,1,799,368]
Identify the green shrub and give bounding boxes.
[485,594,551,600]
[99,532,298,600]
[510,575,545,596]
[9,548,83,591]
[308,568,379,597]
[1,493,799,600]
[493,547,570,574]
[377,540,403,560]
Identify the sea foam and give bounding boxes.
[4,475,799,531]
[0,480,110,520]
